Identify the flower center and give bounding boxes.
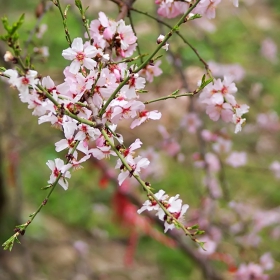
[76,52,85,62]
[21,77,29,85]
[53,167,60,177]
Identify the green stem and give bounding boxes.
[2,140,80,250]
[101,129,193,239]
[131,5,212,77]
[37,85,97,127]
[144,92,194,105]
[128,12,143,63]
[54,0,72,46]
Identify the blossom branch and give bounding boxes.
[100,128,204,247]
[52,0,72,46]
[34,85,99,128]
[130,7,212,77]
[109,0,137,21]
[74,0,91,42]
[92,158,222,280]
[2,140,80,251]
[144,91,195,105]
[127,12,143,63]
[99,0,202,117]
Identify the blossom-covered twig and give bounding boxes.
[99,0,202,117]
[2,140,80,251]
[130,6,212,77]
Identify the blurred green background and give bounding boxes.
[0,0,280,279]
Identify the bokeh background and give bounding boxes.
[1,0,280,279]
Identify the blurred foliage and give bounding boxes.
[1,0,280,279]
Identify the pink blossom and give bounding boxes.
[73,240,89,256]
[203,176,222,198]
[208,61,245,82]
[261,38,278,63]
[122,138,142,162]
[88,146,117,160]
[62,121,78,139]
[260,253,274,271]
[116,156,150,185]
[98,12,117,40]
[157,34,169,51]
[201,129,218,142]
[270,161,280,179]
[140,60,163,83]
[206,103,233,122]
[212,137,232,154]
[226,151,247,168]
[155,194,189,233]
[74,124,101,143]
[198,236,217,255]
[257,111,280,132]
[4,69,38,100]
[205,153,221,172]
[46,158,71,190]
[130,110,162,129]
[111,100,144,123]
[42,76,56,94]
[27,91,48,116]
[194,0,222,20]
[234,263,268,280]
[120,73,145,99]
[62,37,97,74]
[137,190,169,214]
[156,1,189,19]
[68,154,91,171]
[232,0,239,7]
[232,104,249,133]
[181,113,202,134]
[115,20,137,56]
[163,203,189,233]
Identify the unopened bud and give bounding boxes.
[4,51,14,62]
[35,2,45,18]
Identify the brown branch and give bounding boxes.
[109,0,137,20]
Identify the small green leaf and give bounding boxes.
[171,89,180,96]
[10,14,25,36]
[2,17,11,32]
[29,212,36,218]
[189,14,202,21]
[64,4,71,18]
[41,184,52,190]
[201,74,206,84]
[187,224,199,230]
[2,235,16,251]
[203,77,213,87]
[75,0,83,12]
[197,241,206,250]
[137,89,148,94]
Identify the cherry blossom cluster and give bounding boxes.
[3,13,164,192]
[234,260,271,280]
[190,129,247,197]
[155,0,239,19]
[88,11,137,58]
[137,190,189,232]
[199,76,249,133]
[185,194,277,275]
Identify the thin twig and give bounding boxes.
[131,7,212,77]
